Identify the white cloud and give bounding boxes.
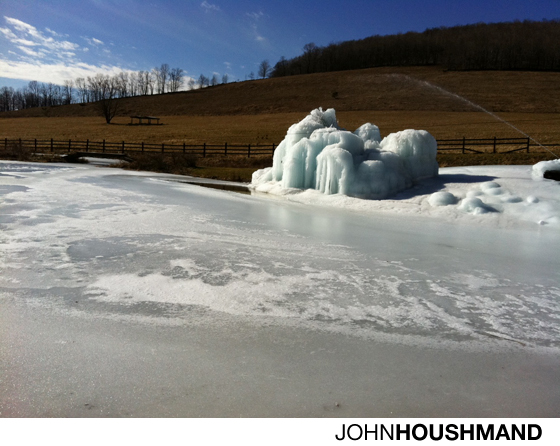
[0,17,130,85]
[251,23,266,43]
[83,36,104,46]
[0,26,19,41]
[0,59,134,85]
[45,27,61,37]
[5,17,41,38]
[246,11,264,21]
[200,1,220,12]
[17,46,43,58]
[2,16,79,56]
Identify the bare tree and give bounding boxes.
[210,74,219,86]
[258,60,271,78]
[75,78,88,103]
[117,72,130,97]
[168,67,184,92]
[135,71,145,95]
[151,67,161,94]
[62,80,73,105]
[154,63,170,94]
[302,43,319,73]
[146,70,155,95]
[198,74,209,89]
[98,75,120,123]
[27,81,40,107]
[0,86,14,111]
[221,73,229,84]
[40,83,58,107]
[187,78,196,90]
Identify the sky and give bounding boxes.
[1,0,559,89]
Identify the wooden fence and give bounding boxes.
[2,138,277,158]
[2,136,558,157]
[438,137,546,154]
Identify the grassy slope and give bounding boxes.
[3,66,559,118]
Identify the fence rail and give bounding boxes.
[437,136,550,154]
[2,137,559,158]
[2,138,277,158]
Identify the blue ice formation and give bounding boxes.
[251,108,439,199]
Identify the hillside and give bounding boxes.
[2,66,559,119]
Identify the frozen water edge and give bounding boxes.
[1,161,560,416]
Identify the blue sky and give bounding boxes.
[1,0,559,89]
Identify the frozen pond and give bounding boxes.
[1,161,559,417]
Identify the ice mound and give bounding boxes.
[532,159,560,180]
[428,191,458,207]
[251,108,438,199]
[480,181,503,195]
[458,197,493,214]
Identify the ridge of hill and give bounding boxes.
[2,66,559,120]
[271,20,560,75]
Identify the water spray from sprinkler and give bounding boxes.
[393,74,559,159]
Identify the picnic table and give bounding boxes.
[129,116,161,125]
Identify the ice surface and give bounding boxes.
[252,108,438,199]
[1,161,560,417]
[1,160,559,346]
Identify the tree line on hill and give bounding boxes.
[271,20,560,77]
[0,63,231,113]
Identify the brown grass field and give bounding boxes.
[1,112,559,146]
[1,66,559,179]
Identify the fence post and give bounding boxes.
[68,139,71,153]
[248,144,251,158]
[103,139,105,153]
[203,143,206,158]
[34,139,37,152]
[4,138,7,151]
[272,143,275,157]
[142,142,144,153]
[86,139,89,153]
[493,136,496,153]
[19,138,22,150]
[51,138,53,153]
[224,142,227,156]
[183,142,185,154]
[162,143,164,153]
[462,137,465,154]
[527,137,530,153]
